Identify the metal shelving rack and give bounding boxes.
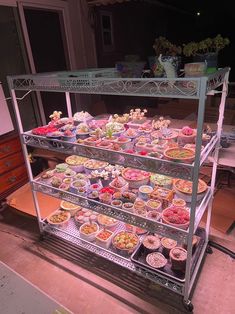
[7,67,230,311]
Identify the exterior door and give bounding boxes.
[18,0,76,124]
[0,4,40,131]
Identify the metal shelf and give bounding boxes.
[43,219,185,294]
[42,218,207,296]
[32,179,211,243]
[8,68,229,99]
[22,132,218,181]
[8,67,230,306]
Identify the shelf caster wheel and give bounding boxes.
[206,245,213,254]
[182,299,194,312]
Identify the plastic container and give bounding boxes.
[138,185,153,201]
[95,229,114,249]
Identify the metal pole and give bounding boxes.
[205,70,230,241]
[8,82,43,233]
[65,92,72,118]
[183,76,208,301]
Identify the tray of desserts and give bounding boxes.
[131,227,205,282]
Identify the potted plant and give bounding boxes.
[183,34,230,73]
[149,36,182,77]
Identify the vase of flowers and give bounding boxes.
[149,36,182,77]
[183,34,230,73]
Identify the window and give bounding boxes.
[100,11,114,52]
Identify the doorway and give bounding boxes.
[18,1,76,124]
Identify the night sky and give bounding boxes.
[164,0,234,79]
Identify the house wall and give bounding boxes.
[67,0,97,69]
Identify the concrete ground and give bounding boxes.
[0,205,234,314]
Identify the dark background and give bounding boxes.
[94,0,234,80]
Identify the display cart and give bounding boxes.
[7,67,230,311]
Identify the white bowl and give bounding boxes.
[79,222,99,242]
[122,168,150,189]
[46,210,71,228]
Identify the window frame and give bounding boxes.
[100,10,114,53]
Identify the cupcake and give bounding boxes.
[161,237,177,257]
[142,235,161,253]
[170,247,187,272]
